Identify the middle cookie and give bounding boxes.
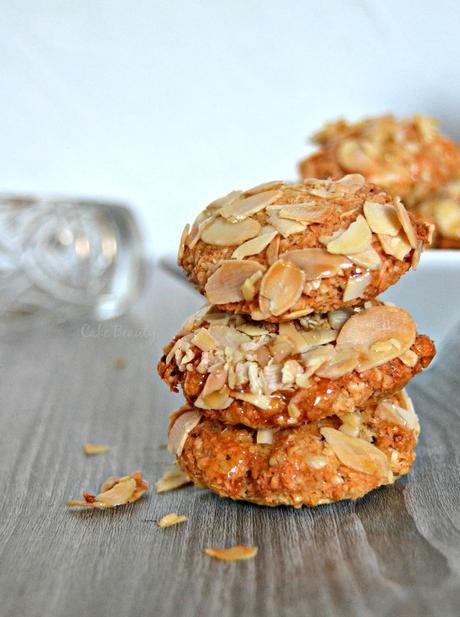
[158,303,435,429]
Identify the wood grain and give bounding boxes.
[1,265,459,617]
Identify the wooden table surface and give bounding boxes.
[1,264,460,617]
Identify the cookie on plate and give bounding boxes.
[158,303,435,428]
[169,391,419,508]
[178,175,432,320]
[298,114,460,207]
[416,176,460,248]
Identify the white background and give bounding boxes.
[1,1,460,257]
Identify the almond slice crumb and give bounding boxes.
[156,463,192,493]
[158,513,188,528]
[66,471,148,508]
[83,443,110,455]
[204,545,258,561]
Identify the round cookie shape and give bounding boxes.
[416,175,460,248]
[158,303,435,429]
[170,391,419,508]
[298,114,460,207]
[178,175,432,320]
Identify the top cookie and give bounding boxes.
[178,175,432,320]
[299,114,460,207]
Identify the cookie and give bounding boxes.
[299,114,460,207]
[158,303,435,429]
[170,391,419,508]
[178,175,432,320]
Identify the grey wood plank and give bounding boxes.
[0,265,459,617]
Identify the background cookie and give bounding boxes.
[298,114,460,208]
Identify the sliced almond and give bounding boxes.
[155,463,191,493]
[207,190,242,211]
[191,328,219,352]
[278,322,311,353]
[231,230,277,260]
[201,216,261,246]
[363,201,401,236]
[394,197,417,248]
[343,271,372,302]
[336,305,416,371]
[378,232,411,261]
[280,248,352,280]
[83,443,109,455]
[326,215,372,255]
[195,386,233,410]
[168,409,201,455]
[331,174,365,193]
[321,427,391,478]
[278,202,332,222]
[315,348,359,379]
[300,328,338,350]
[259,261,305,316]
[205,261,266,304]
[266,234,280,265]
[376,399,419,430]
[267,209,306,238]
[231,391,272,410]
[220,190,281,221]
[204,546,258,561]
[411,238,424,269]
[177,224,190,264]
[241,270,263,302]
[207,324,250,348]
[201,366,228,397]
[66,472,148,509]
[158,513,188,528]
[236,323,269,336]
[347,247,381,270]
[327,308,354,331]
[256,428,275,444]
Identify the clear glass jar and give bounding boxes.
[0,195,144,325]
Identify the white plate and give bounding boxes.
[382,250,460,352]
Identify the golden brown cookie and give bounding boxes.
[298,114,460,207]
[158,303,435,429]
[178,176,432,320]
[416,176,460,248]
[170,391,419,508]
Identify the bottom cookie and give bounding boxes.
[170,391,419,508]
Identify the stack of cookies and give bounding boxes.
[158,174,436,507]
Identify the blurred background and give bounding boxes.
[2,0,460,258]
